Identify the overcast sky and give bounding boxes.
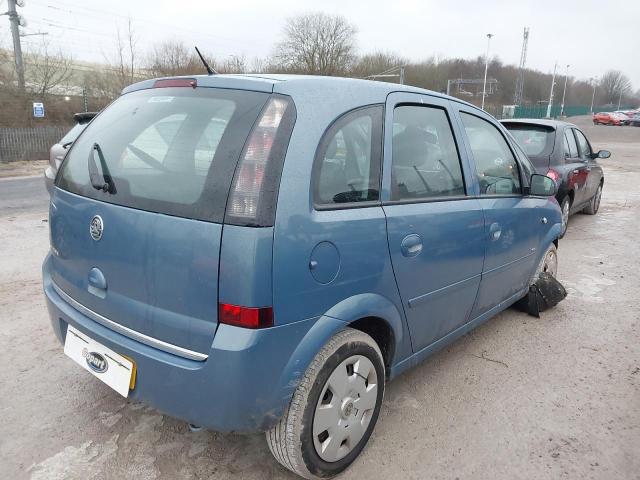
[3,0,638,89]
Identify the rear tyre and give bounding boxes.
[583,184,602,215]
[266,328,385,479]
[559,197,570,238]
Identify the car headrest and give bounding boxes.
[392,127,437,167]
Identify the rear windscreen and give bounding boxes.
[57,87,269,223]
[503,125,554,157]
[59,123,87,145]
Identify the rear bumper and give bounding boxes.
[43,253,324,433]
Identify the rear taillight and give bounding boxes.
[546,168,561,185]
[228,97,289,220]
[218,303,273,329]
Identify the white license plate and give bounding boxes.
[64,325,134,397]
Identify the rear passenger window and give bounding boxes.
[314,106,382,206]
[564,129,579,159]
[574,129,592,158]
[391,105,465,200]
[460,112,521,195]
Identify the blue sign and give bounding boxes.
[33,102,45,118]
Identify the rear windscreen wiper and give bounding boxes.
[88,143,116,193]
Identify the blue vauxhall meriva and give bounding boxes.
[43,74,562,478]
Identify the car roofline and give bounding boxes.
[120,73,484,114]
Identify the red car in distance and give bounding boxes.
[593,112,623,125]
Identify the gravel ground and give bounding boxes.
[0,117,638,480]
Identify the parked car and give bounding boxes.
[44,112,98,194]
[612,112,630,125]
[592,111,624,125]
[629,113,640,127]
[502,119,610,237]
[44,75,562,479]
[615,110,637,119]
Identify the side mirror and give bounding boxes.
[529,174,556,196]
[596,150,611,159]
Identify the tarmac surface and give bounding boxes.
[0,116,638,479]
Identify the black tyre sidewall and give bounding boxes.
[299,341,385,478]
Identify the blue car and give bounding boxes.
[43,74,561,478]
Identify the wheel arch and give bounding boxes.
[272,293,408,423]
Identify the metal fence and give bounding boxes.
[510,104,636,120]
[0,126,67,162]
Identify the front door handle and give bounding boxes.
[401,234,423,257]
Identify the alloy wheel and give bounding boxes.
[541,248,558,277]
[561,199,570,235]
[593,185,602,213]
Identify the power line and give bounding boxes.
[29,0,258,50]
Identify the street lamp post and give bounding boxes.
[617,91,622,110]
[590,77,597,113]
[481,33,493,111]
[546,62,557,118]
[560,64,570,117]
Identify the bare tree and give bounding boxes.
[146,39,203,77]
[600,70,632,104]
[352,51,407,80]
[25,41,74,98]
[115,19,137,89]
[221,54,246,74]
[274,13,357,75]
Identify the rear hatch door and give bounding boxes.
[502,122,555,172]
[51,85,269,357]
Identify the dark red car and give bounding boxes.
[502,119,611,237]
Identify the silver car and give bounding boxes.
[44,112,97,194]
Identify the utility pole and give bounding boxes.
[481,33,494,111]
[546,62,557,118]
[560,64,570,117]
[590,77,597,113]
[7,0,25,90]
[513,27,530,106]
[617,91,622,110]
[399,66,405,85]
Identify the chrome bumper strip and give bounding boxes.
[52,282,208,361]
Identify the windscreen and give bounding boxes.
[57,87,269,223]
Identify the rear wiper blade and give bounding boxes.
[88,143,116,193]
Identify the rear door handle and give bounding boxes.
[400,234,423,257]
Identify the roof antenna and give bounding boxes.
[194,46,217,75]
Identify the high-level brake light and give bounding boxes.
[153,78,197,89]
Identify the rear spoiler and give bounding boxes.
[501,121,556,131]
[73,112,99,124]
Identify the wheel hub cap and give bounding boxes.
[312,355,378,463]
[341,399,355,418]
